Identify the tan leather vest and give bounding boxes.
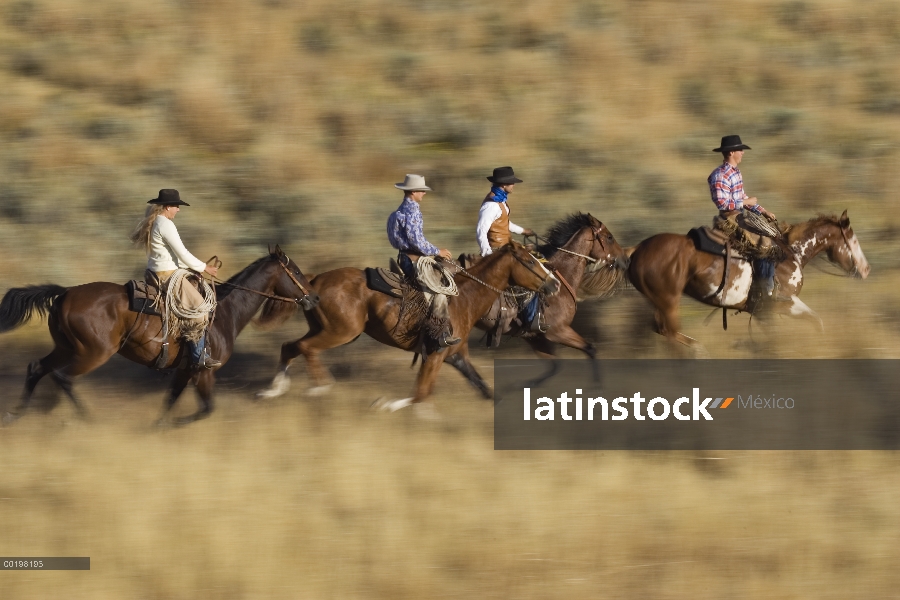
[483,195,511,249]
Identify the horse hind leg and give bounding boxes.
[49,371,89,420]
[3,361,47,424]
[259,330,354,399]
[3,347,73,424]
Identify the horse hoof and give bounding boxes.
[305,384,333,397]
[1,411,21,426]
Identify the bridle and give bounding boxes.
[799,220,859,278]
[530,225,614,269]
[213,253,315,305]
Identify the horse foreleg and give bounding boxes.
[781,295,824,332]
[172,370,215,426]
[373,352,446,417]
[155,368,193,426]
[444,346,492,399]
[543,325,602,382]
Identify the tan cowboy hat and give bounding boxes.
[394,174,432,192]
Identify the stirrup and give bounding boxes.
[529,312,548,333]
[438,332,461,347]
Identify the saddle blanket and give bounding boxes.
[125,279,162,316]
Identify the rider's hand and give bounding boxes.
[204,264,219,277]
[438,249,453,260]
[523,228,535,236]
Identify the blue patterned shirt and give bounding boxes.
[387,197,440,256]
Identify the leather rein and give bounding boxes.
[212,254,313,304]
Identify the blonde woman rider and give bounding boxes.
[130,189,221,369]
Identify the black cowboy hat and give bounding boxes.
[713,135,751,153]
[487,166,523,184]
[147,189,191,206]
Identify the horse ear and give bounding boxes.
[840,209,849,228]
[268,243,273,254]
[274,244,284,256]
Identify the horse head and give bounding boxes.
[805,211,871,279]
[506,242,560,296]
[585,213,630,270]
[272,245,320,309]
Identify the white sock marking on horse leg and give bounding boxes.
[305,384,333,397]
[385,397,414,412]
[256,371,291,399]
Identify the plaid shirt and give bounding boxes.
[387,197,440,256]
[708,163,763,214]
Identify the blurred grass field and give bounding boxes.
[1,0,899,597]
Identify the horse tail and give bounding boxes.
[0,284,68,333]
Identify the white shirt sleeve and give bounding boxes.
[157,217,208,272]
[508,218,524,235]
[477,202,502,256]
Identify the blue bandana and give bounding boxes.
[490,186,508,203]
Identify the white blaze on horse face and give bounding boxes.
[847,232,870,278]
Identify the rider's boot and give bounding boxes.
[187,331,222,370]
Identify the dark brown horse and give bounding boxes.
[627,210,870,353]
[474,213,629,382]
[0,246,318,425]
[256,242,560,414]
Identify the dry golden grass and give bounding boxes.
[1,0,900,596]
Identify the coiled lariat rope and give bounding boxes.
[166,270,217,319]
[416,256,459,296]
[163,269,217,341]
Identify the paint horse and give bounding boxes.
[627,211,870,353]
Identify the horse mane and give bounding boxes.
[784,214,841,244]
[212,252,299,327]
[534,212,627,299]
[537,212,597,259]
[215,255,274,301]
[579,263,627,299]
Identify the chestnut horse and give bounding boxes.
[0,246,318,425]
[474,213,629,382]
[627,210,870,353]
[257,242,560,413]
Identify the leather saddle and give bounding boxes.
[125,279,162,316]
[364,264,407,298]
[688,226,733,258]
